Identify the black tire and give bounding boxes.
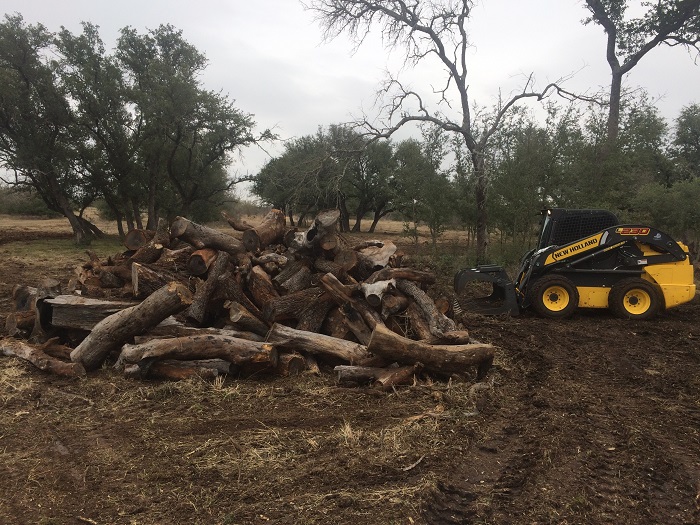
[609,277,661,320]
[528,274,579,319]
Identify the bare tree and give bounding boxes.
[305,0,576,262]
[584,0,700,150]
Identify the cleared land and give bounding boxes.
[0,215,698,525]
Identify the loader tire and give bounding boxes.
[609,278,661,320]
[529,275,579,319]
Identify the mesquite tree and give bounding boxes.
[306,0,577,263]
[584,0,700,150]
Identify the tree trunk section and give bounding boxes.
[71,282,193,371]
[267,323,369,364]
[367,324,495,378]
[242,208,286,253]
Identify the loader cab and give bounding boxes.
[536,208,619,251]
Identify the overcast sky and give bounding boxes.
[3,0,700,182]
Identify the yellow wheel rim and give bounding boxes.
[622,288,652,315]
[542,285,570,312]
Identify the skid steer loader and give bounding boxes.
[454,208,696,319]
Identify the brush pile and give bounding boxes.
[1,209,496,389]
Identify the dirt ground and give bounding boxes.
[0,217,699,525]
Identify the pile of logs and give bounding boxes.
[1,209,496,389]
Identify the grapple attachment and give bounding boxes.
[453,265,520,316]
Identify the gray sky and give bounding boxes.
[3,0,700,183]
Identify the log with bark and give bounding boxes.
[367,323,495,379]
[1,337,86,378]
[124,228,156,251]
[186,251,230,325]
[117,334,277,370]
[267,323,369,364]
[129,218,170,265]
[170,216,245,255]
[242,208,286,253]
[187,248,219,276]
[41,295,139,332]
[71,282,193,371]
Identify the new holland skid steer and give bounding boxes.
[454,208,696,319]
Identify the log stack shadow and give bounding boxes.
[2,209,496,389]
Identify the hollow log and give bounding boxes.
[267,323,369,364]
[227,301,270,336]
[275,352,306,377]
[221,210,255,231]
[124,228,155,251]
[367,323,495,378]
[242,208,286,253]
[129,218,170,265]
[71,282,193,371]
[186,252,230,325]
[117,334,277,369]
[187,248,219,276]
[12,284,37,311]
[1,338,86,378]
[42,295,139,331]
[170,216,244,255]
[247,265,279,310]
[286,209,340,251]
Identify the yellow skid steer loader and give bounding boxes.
[455,208,696,319]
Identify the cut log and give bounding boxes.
[278,265,312,294]
[340,303,372,346]
[170,216,244,255]
[262,287,324,323]
[381,291,410,318]
[247,265,279,310]
[11,284,37,311]
[334,363,420,390]
[30,278,62,342]
[396,279,456,338]
[132,262,195,299]
[5,310,36,337]
[186,252,230,325]
[227,300,270,336]
[117,334,277,369]
[286,209,340,251]
[71,282,193,371]
[218,271,264,321]
[296,294,335,333]
[1,338,86,377]
[406,301,432,340]
[42,295,139,331]
[156,246,194,271]
[221,210,255,231]
[137,318,265,343]
[124,228,155,250]
[367,323,495,378]
[275,352,306,377]
[267,323,369,364]
[319,272,382,330]
[242,208,286,253]
[366,267,436,285]
[273,258,310,286]
[125,358,231,380]
[374,363,422,391]
[129,218,170,265]
[360,279,396,308]
[187,248,219,276]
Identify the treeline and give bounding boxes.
[0,15,271,243]
[253,96,700,258]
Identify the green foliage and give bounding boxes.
[0,186,60,217]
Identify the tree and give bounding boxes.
[584,0,700,150]
[672,103,700,181]
[306,0,578,262]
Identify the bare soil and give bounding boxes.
[0,217,699,525]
